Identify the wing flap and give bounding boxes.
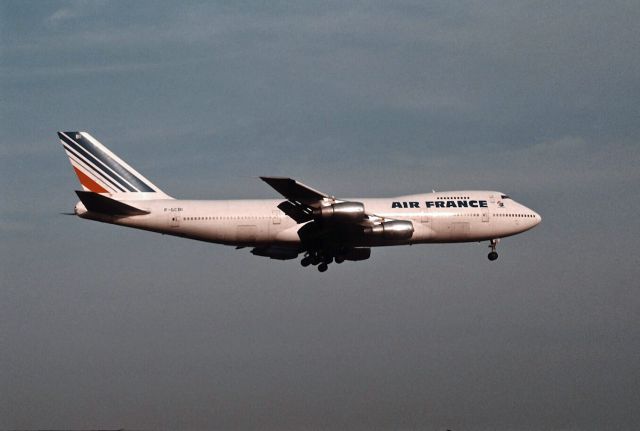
[277,201,314,223]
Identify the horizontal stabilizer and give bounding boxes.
[76,191,149,216]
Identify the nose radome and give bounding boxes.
[534,211,542,224]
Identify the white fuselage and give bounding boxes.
[76,190,541,247]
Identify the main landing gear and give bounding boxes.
[301,251,336,272]
[488,239,500,261]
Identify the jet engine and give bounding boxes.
[363,220,414,240]
[313,202,365,222]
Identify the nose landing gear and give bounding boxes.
[488,239,500,261]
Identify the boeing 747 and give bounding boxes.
[57,132,541,272]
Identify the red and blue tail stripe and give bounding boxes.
[57,131,168,198]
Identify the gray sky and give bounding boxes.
[2,1,639,430]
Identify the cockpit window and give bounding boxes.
[501,194,510,199]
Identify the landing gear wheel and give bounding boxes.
[488,251,498,261]
[318,263,328,272]
[301,256,311,267]
[335,256,345,264]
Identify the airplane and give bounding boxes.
[56,131,542,272]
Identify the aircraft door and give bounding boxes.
[269,209,282,239]
[271,210,281,225]
[483,194,494,223]
[169,212,181,227]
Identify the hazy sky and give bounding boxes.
[2,1,639,430]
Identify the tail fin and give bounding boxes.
[57,131,172,200]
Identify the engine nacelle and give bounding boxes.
[313,202,365,222]
[363,220,414,241]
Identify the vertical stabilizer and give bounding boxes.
[57,131,172,200]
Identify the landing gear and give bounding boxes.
[487,239,500,261]
[301,252,320,267]
[300,250,337,272]
[310,254,321,266]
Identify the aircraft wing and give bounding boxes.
[260,176,386,226]
[260,177,329,203]
[260,176,333,223]
[257,177,415,261]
